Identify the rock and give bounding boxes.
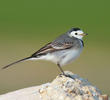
[0,71,108,100]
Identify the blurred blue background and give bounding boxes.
[0,0,110,95]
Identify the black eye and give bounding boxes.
[75,33,78,35]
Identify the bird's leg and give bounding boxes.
[57,64,74,79]
[57,63,65,75]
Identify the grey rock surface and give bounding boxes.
[0,71,108,100]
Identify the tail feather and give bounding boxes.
[2,57,32,69]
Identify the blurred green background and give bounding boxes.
[0,0,110,95]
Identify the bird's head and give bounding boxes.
[67,27,88,39]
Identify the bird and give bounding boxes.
[2,27,88,76]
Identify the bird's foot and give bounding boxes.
[59,72,74,79]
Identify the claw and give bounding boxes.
[59,73,74,79]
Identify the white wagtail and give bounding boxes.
[2,28,88,75]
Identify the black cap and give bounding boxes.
[68,27,81,33]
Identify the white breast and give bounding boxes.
[60,40,83,66]
[59,47,83,66]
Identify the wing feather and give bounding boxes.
[31,42,73,57]
[31,34,79,57]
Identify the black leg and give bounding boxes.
[57,63,65,75]
[57,64,74,79]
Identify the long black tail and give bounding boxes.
[2,56,32,69]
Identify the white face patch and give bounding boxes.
[69,30,84,39]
